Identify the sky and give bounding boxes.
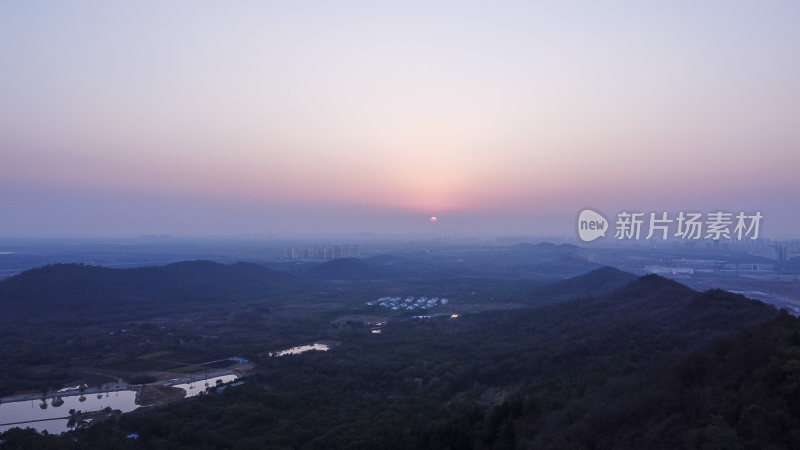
[1,1,799,238]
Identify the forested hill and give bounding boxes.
[0,259,627,321]
[0,261,295,318]
[2,273,789,449]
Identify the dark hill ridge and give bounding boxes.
[464,273,780,365]
[407,275,790,450]
[604,274,776,326]
[0,261,295,318]
[307,257,374,280]
[498,242,599,278]
[539,266,638,299]
[405,274,782,448]
[552,273,780,344]
[306,255,464,280]
[300,244,600,281]
[488,276,786,449]
[499,266,639,307]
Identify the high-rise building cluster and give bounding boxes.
[285,244,360,260]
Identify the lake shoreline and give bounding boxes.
[0,385,132,405]
[0,367,242,405]
[0,369,244,435]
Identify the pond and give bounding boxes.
[0,389,138,435]
[0,373,238,434]
[269,343,330,357]
[171,374,238,398]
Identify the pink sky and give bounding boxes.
[1,2,799,237]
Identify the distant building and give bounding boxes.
[285,244,360,260]
[773,245,789,261]
[722,263,776,271]
[645,266,694,275]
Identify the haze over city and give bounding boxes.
[2,1,799,237]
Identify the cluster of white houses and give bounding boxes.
[367,296,449,311]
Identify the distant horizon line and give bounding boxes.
[0,233,797,244]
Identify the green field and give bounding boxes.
[96,350,227,375]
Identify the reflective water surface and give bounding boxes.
[0,373,238,434]
[269,343,330,356]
